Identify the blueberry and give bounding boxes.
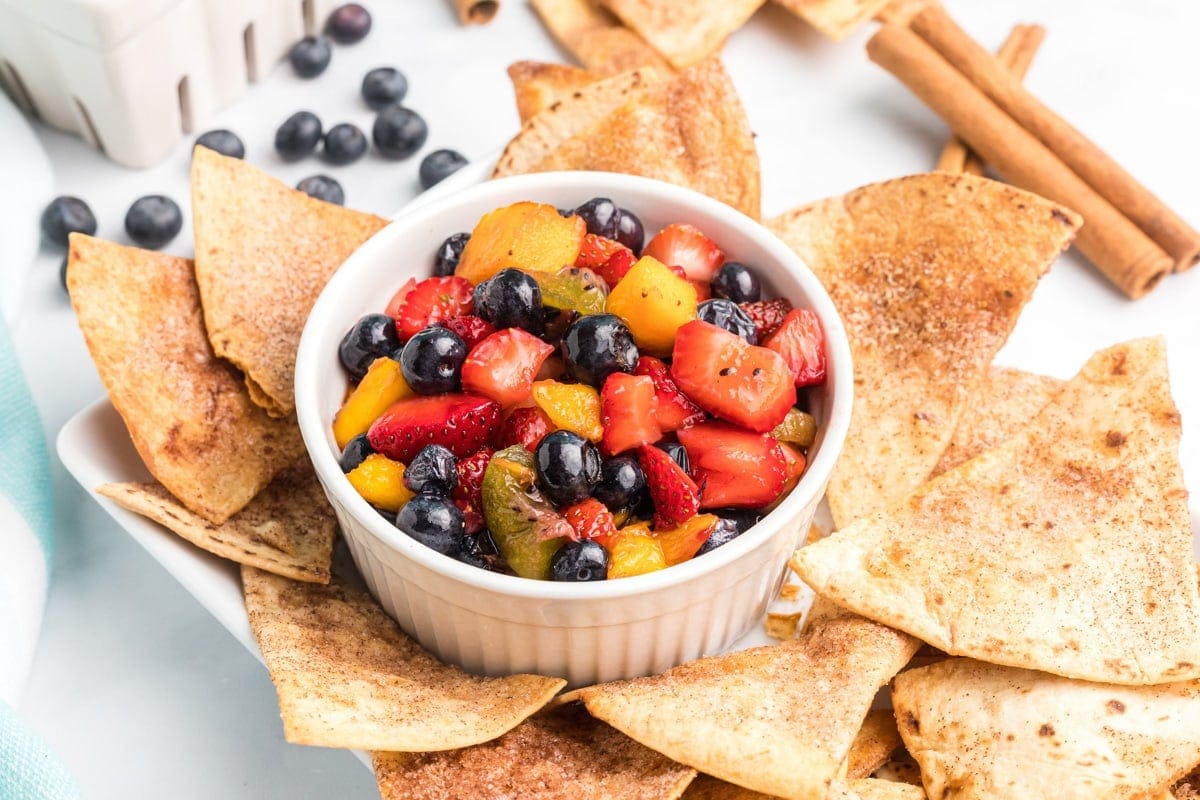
[361,67,408,110]
[535,430,601,507]
[373,106,428,160]
[40,196,96,247]
[696,517,743,556]
[323,122,368,165]
[399,326,466,394]
[614,208,645,255]
[473,268,543,334]
[124,195,182,249]
[573,197,620,238]
[560,313,638,387]
[275,111,323,160]
[326,3,372,43]
[707,508,765,533]
[592,455,646,513]
[433,232,470,277]
[419,149,468,190]
[655,442,690,475]
[289,36,332,78]
[403,444,458,495]
[339,313,401,381]
[339,433,374,472]
[194,129,244,159]
[550,540,608,581]
[296,174,345,205]
[697,299,758,344]
[395,495,464,555]
[59,256,69,293]
[711,262,761,304]
[457,530,505,572]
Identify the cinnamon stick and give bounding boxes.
[868,23,1172,298]
[936,24,1044,175]
[912,4,1199,272]
[451,0,499,24]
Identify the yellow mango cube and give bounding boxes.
[605,256,698,356]
[456,202,586,285]
[531,380,603,442]
[333,357,414,449]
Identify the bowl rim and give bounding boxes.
[296,170,854,603]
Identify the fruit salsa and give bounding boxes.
[331,198,827,581]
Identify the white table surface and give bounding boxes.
[10,1,1200,797]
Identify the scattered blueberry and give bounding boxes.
[591,455,646,513]
[697,298,758,344]
[372,105,428,159]
[433,232,470,277]
[399,326,467,394]
[696,517,743,556]
[655,441,690,475]
[339,433,374,472]
[194,129,244,159]
[326,3,372,44]
[473,268,543,334]
[124,195,182,249]
[361,67,408,110]
[560,313,638,387]
[275,111,323,160]
[289,36,332,78]
[40,196,96,247]
[323,122,368,165]
[296,174,345,205]
[403,444,459,495]
[339,313,401,381]
[535,430,601,507]
[573,197,620,238]
[710,262,761,304]
[550,540,608,581]
[395,495,464,555]
[614,208,645,255]
[419,149,468,190]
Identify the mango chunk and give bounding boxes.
[531,380,603,442]
[346,454,415,512]
[606,255,698,357]
[456,202,586,285]
[607,523,668,579]
[333,357,414,449]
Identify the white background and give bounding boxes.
[10,0,1200,797]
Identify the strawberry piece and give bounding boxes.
[740,298,792,341]
[690,280,712,302]
[562,498,618,548]
[634,356,705,431]
[576,233,632,271]
[384,277,418,319]
[670,320,796,433]
[461,328,555,407]
[666,264,688,279]
[367,394,500,463]
[494,406,553,452]
[600,373,661,456]
[643,223,725,282]
[763,309,827,387]
[436,315,496,350]
[596,248,636,288]
[677,421,787,509]
[391,276,474,340]
[637,445,700,529]
[453,447,493,534]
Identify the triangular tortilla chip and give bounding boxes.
[773,0,892,40]
[509,61,603,124]
[576,611,919,798]
[847,710,903,780]
[526,58,761,219]
[793,338,1200,685]
[769,173,1079,528]
[67,234,303,524]
[597,0,765,69]
[493,66,667,178]
[242,567,565,751]
[1177,766,1200,799]
[529,0,672,75]
[97,460,333,583]
[893,659,1200,800]
[191,146,388,417]
[682,776,925,799]
[373,702,696,799]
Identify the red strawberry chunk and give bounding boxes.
[637,445,700,529]
[764,309,827,387]
[461,328,554,407]
[437,315,496,350]
[562,498,618,548]
[392,276,474,340]
[596,249,636,288]
[670,320,796,433]
[384,277,418,319]
[576,233,632,271]
[644,223,725,282]
[634,355,705,431]
[453,448,493,534]
[494,406,553,452]
[740,298,792,341]
[600,373,662,456]
[677,422,787,509]
[367,394,500,463]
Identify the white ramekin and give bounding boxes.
[296,171,853,687]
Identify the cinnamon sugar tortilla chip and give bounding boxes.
[793,338,1200,685]
[373,702,696,799]
[769,173,1079,528]
[67,235,303,524]
[893,659,1200,800]
[191,146,388,417]
[773,0,892,40]
[97,461,333,583]
[682,776,924,799]
[847,710,902,780]
[597,0,765,69]
[242,567,565,751]
[1176,766,1200,800]
[508,61,603,124]
[529,0,671,74]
